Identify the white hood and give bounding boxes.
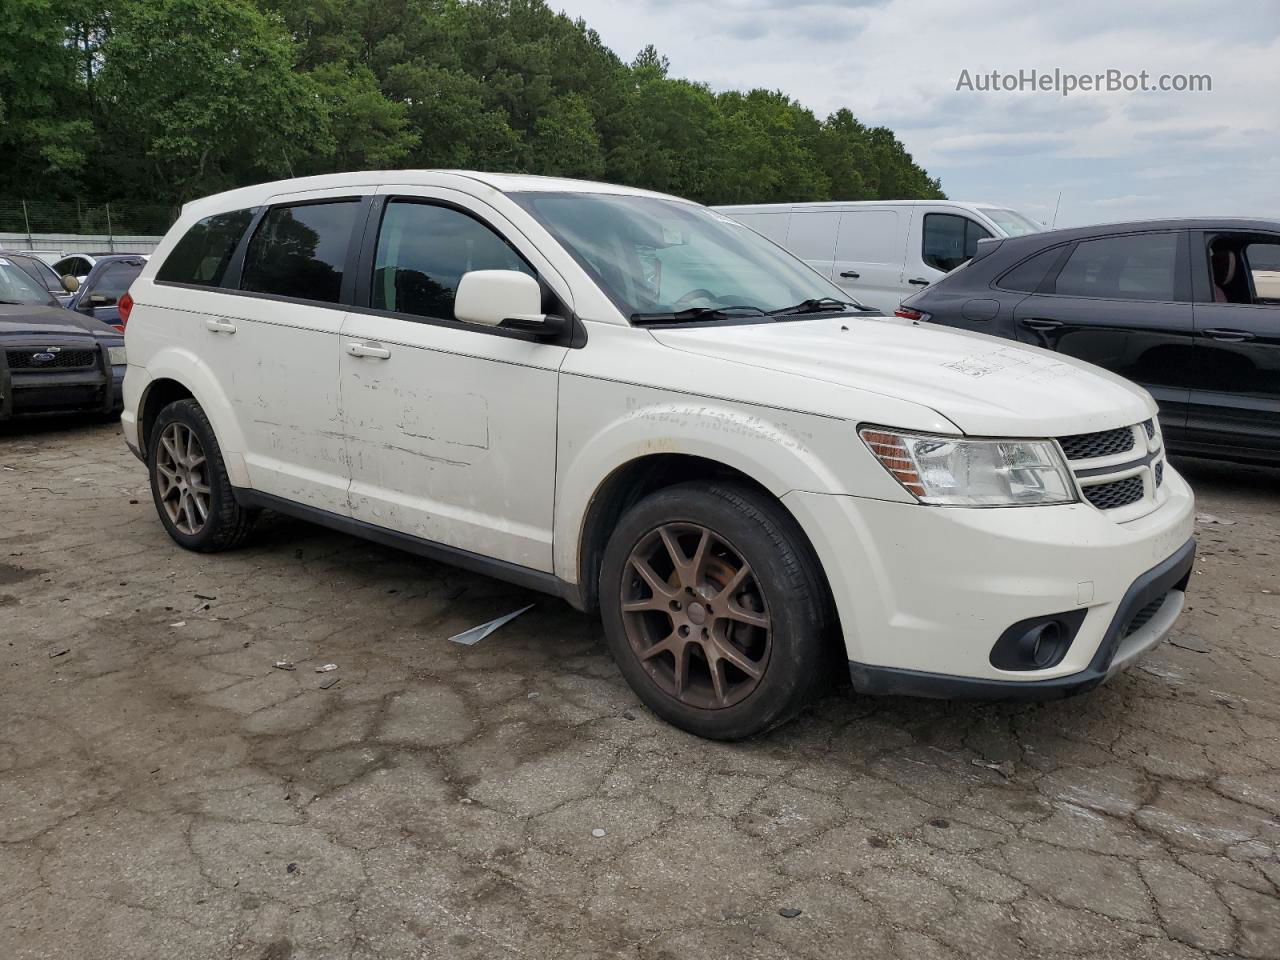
[650,315,1155,437]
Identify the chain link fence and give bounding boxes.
[0,200,177,235]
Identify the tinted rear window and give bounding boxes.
[241,201,361,303]
[1053,233,1179,301]
[157,209,253,287]
[90,261,144,301]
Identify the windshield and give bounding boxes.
[511,192,860,320]
[0,258,55,305]
[977,207,1044,237]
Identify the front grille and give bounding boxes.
[1155,460,1164,487]
[1122,593,1167,639]
[1082,474,1144,510]
[6,348,98,370]
[1058,426,1135,461]
[1143,419,1156,440]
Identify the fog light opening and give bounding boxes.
[989,609,1085,672]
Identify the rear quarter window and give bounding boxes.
[156,209,254,287]
[996,246,1066,293]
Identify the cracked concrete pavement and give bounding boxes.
[1,420,1278,959]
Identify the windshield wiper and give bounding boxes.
[631,305,767,325]
[0,299,28,305]
[767,297,870,316]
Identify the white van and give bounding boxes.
[121,172,1193,740]
[714,200,1043,315]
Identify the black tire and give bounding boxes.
[599,481,832,740]
[147,398,256,552]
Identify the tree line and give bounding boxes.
[1,0,946,209]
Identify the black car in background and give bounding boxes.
[899,219,1280,465]
[1,252,76,307]
[0,256,126,421]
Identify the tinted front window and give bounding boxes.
[1054,233,1179,301]
[0,259,54,304]
[157,209,253,286]
[57,257,90,278]
[514,192,855,318]
[373,201,532,320]
[923,214,991,272]
[997,247,1065,293]
[241,201,360,303]
[88,261,143,302]
[11,256,61,293]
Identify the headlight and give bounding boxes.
[860,427,1077,507]
[108,346,127,365]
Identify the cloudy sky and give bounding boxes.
[555,0,1279,226]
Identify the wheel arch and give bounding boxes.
[133,351,250,486]
[570,453,838,629]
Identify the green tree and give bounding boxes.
[98,0,329,201]
[0,0,96,197]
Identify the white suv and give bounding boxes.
[121,171,1196,739]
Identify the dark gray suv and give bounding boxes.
[899,219,1280,465]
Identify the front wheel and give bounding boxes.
[148,398,256,552]
[599,482,832,740]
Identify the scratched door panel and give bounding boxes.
[338,313,564,571]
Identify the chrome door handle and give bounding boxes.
[346,342,391,359]
[205,319,236,334]
[1202,328,1255,342]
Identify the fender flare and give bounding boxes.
[136,349,251,486]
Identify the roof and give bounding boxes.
[180,170,690,221]
[991,217,1280,253]
[714,199,998,212]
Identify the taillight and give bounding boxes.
[118,291,134,326]
[895,307,928,321]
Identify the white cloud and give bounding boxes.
[554,0,1280,225]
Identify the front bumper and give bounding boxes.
[848,537,1194,698]
[782,462,1197,695]
[0,340,123,420]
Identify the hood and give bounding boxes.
[649,315,1154,437]
[0,303,110,339]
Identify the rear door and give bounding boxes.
[222,190,370,514]
[782,210,839,281]
[1011,230,1196,438]
[1186,230,1280,457]
[832,207,907,314]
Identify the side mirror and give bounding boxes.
[454,270,566,338]
[61,275,80,294]
[455,270,542,327]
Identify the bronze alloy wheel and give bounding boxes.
[620,522,772,710]
[154,421,211,536]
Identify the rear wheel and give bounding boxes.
[600,482,830,740]
[148,398,256,551]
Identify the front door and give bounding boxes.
[1011,230,1197,439]
[339,190,571,572]
[1187,231,1280,458]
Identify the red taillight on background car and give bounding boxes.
[117,290,134,327]
[895,307,929,321]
